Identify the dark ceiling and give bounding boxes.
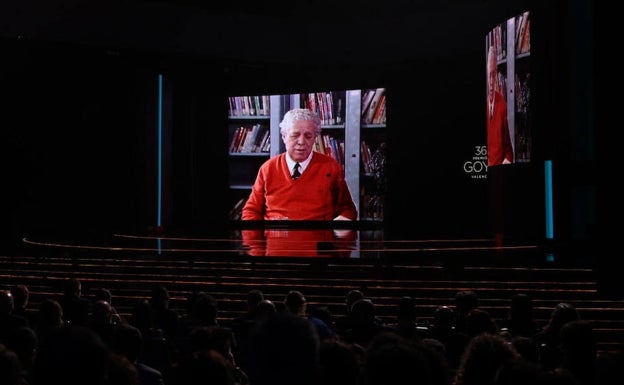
[1,0,531,64]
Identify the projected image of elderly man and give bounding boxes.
[242,108,357,221]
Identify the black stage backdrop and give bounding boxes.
[1,0,597,252]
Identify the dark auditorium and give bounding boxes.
[1,1,620,385]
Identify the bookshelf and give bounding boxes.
[486,10,531,163]
[298,89,387,221]
[358,88,387,221]
[227,90,387,221]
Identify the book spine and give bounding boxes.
[372,94,386,124]
[364,88,385,124]
[361,89,376,119]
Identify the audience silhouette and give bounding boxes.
[112,322,166,385]
[10,284,33,325]
[0,281,621,385]
[0,289,29,342]
[57,278,92,326]
[453,332,521,385]
[248,311,320,385]
[0,342,26,385]
[532,302,581,370]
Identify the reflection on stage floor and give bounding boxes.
[22,228,545,263]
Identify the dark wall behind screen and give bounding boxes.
[1,41,153,245]
[2,0,594,248]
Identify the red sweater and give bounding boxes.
[487,90,514,166]
[242,152,358,220]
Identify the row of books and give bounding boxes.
[300,91,344,126]
[361,88,386,125]
[486,11,530,63]
[228,95,271,117]
[314,135,384,176]
[514,72,530,113]
[229,124,270,154]
[515,11,530,55]
[229,126,383,170]
[487,24,507,62]
[314,134,344,168]
[360,141,376,174]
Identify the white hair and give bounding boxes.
[279,108,322,135]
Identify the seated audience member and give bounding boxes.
[498,293,540,339]
[173,349,239,385]
[88,299,117,348]
[148,285,180,341]
[112,322,166,385]
[91,287,123,324]
[341,298,388,349]
[557,319,597,385]
[32,298,64,346]
[3,326,38,384]
[0,342,25,385]
[284,290,335,342]
[391,296,428,341]
[361,331,434,385]
[0,289,29,342]
[464,308,499,339]
[34,324,111,385]
[57,278,92,326]
[183,325,249,385]
[531,302,580,371]
[425,305,469,373]
[334,289,365,338]
[453,333,522,385]
[248,311,320,385]
[10,284,33,325]
[229,290,267,374]
[453,290,479,336]
[318,339,362,385]
[128,299,174,381]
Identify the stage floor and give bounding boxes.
[20,228,558,266]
